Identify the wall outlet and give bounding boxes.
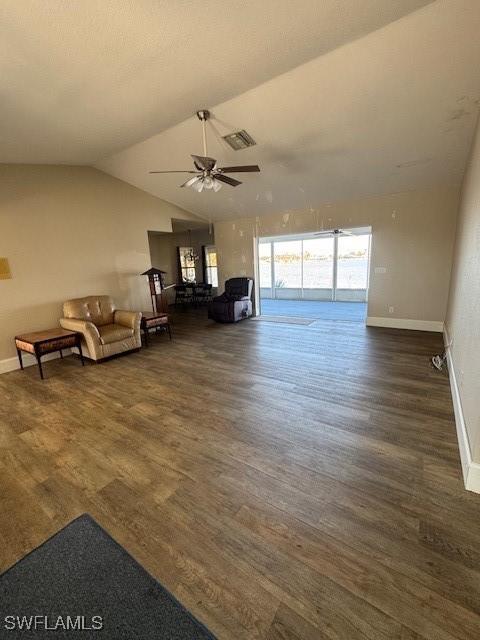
[389,306,394,314]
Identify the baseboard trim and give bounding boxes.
[366,316,444,332]
[0,349,72,375]
[444,326,480,493]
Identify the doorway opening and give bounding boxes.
[257,227,371,322]
[147,218,217,309]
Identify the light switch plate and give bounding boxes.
[375,266,387,274]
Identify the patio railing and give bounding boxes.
[260,287,367,302]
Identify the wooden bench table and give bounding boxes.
[15,328,84,380]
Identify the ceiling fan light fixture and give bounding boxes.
[189,178,203,192]
[182,175,201,188]
[203,176,214,189]
[150,109,260,193]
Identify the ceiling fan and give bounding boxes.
[149,110,260,193]
[314,228,353,237]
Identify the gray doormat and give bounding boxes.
[0,514,216,639]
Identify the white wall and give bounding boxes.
[0,164,199,364]
[214,184,459,329]
[445,116,480,486]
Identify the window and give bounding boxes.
[178,247,196,283]
[204,245,218,287]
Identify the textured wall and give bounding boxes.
[214,184,459,322]
[0,165,197,361]
[446,120,480,460]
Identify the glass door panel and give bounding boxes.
[302,238,334,300]
[336,234,370,301]
[259,242,272,291]
[273,240,302,298]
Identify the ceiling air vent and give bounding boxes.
[223,130,256,151]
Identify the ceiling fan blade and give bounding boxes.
[150,170,198,174]
[217,165,260,173]
[180,176,202,188]
[191,155,217,171]
[214,174,242,187]
[314,229,353,237]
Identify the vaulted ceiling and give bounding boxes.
[3,0,480,220]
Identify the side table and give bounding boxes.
[141,312,171,347]
[15,328,84,380]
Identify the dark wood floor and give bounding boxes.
[1,309,480,639]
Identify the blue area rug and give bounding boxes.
[0,514,216,639]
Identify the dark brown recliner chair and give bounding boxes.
[208,278,253,323]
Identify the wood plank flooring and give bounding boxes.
[1,309,480,639]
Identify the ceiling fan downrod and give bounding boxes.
[196,109,210,157]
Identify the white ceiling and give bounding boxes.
[1,0,432,164]
[3,0,480,222]
[96,0,480,220]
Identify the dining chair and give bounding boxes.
[175,285,190,306]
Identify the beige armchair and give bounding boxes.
[60,295,141,361]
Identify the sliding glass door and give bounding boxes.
[336,234,371,301]
[259,232,370,303]
[302,238,334,300]
[259,242,274,297]
[273,240,302,298]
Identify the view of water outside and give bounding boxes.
[259,235,370,290]
[337,235,370,289]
